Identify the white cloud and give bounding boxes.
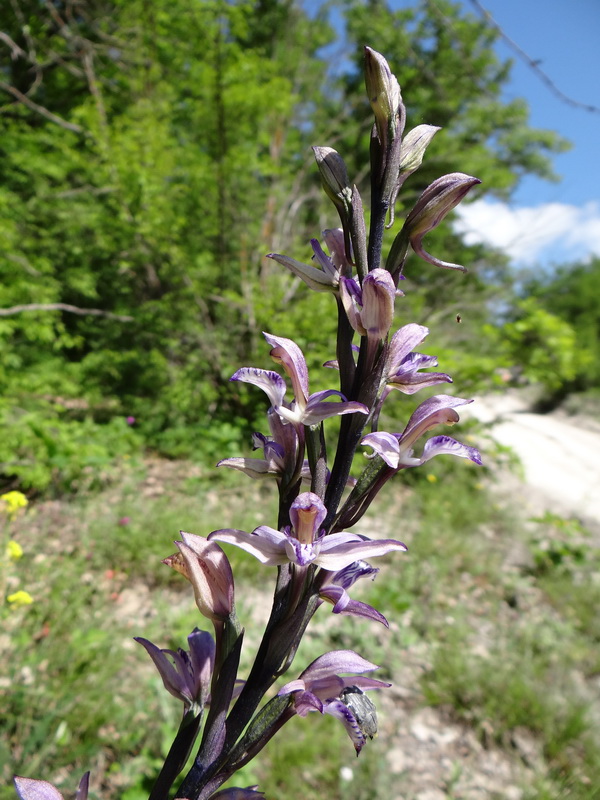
[454,199,600,266]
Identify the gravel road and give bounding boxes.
[465,392,600,528]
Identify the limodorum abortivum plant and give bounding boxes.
[14,47,482,800]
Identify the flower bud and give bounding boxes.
[312,146,353,215]
[398,125,441,177]
[364,47,402,139]
[164,533,235,623]
[340,269,397,341]
[360,268,397,342]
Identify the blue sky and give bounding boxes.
[445,0,600,268]
[307,0,600,269]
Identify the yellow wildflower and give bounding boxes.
[7,590,34,606]
[6,540,23,560]
[426,473,437,483]
[0,491,28,520]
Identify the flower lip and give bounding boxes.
[289,491,327,545]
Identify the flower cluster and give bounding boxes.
[14,47,482,800]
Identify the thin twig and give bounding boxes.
[467,0,600,114]
[0,303,133,322]
[0,81,85,132]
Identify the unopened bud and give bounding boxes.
[312,146,353,213]
[364,47,402,139]
[360,269,396,341]
[398,125,441,176]
[340,269,397,342]
[164,533,235,623]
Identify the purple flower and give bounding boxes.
[278,649,390,754]
[267,234,343,293]
[404,173,481,272]
[135,629,215,713]
[384,324,452,396]
[217,407,308,482]
[319,560,388,627]
[209,492,406,571]
[231,333,368,428]
[362,394,482,469]
[163,534,235,623]
[14,773,89,800]
[339,268,399,343]
[126,416,136,425]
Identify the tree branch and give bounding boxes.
[0,81,85,132]
[467,0,600,114]
[0,303,133,322]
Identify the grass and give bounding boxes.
[2,458,600,799]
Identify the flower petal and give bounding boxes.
[177,533,235,619]
[230,368,286,409]
[421,435,482,465]
[329,560,379,590]
[323,698,367,753]
[339,276,365,335]
[315,537,407,571]
[217,457,279,480]
[134,637,190,703]
[400,394,473,449]
[319,585,389,627]
[209,527,289,566]
[14,779,65,800]
[360,268,396,341]
[310,238,339,279]
[361,431,400,468]
[210,787,266,799]
[290,492,327,545]
[267,252,337,292]
[303,394,368,426]
[387,324,430,369]
[263,333,309,403]
[290,690,324,716]
[299,650,381,684]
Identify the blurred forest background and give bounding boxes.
[1,0,598,496]
[3,2,600,799]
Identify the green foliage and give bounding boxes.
[524,257,600,394]
[527,512,592,577]
[0,0,571,494]
[0,398,142,493]
[6,465,600,797]
[496,297,589,391]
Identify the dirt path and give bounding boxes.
[465,392,600,529]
